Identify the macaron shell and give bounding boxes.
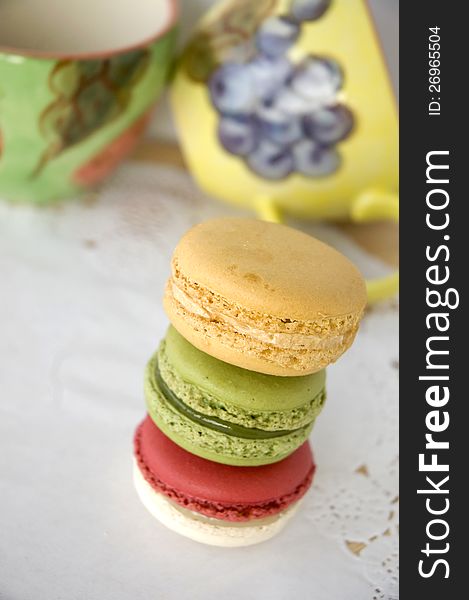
[145,361,314,466]
[160,326,326,430]
[172,218,366,320]
[147,406,313,466]
[134,416,315,509]
[134,462,302,547]
[164,218,365,376]
[165,305,344,376]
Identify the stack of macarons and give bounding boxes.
[133,218,366,546]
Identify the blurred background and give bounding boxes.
[151,0,398,140]
[0,2,399,599]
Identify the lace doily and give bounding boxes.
[0,162,398,599]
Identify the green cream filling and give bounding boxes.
[157,345,326,432]
[155,362,295,440]
[144,363,314,463]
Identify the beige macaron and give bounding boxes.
[164,218,366,376]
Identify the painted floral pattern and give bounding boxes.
[181,0,278,82]
[33,50,149,176]
[73,109,153,187]
[183,0,355,181]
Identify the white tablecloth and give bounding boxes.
[0,162,398,599]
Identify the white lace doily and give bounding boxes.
[0,162,398,599]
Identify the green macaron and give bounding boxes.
[144,326,326,466]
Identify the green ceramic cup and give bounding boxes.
[0,0,178,203]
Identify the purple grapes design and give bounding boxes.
[208,0,354,180]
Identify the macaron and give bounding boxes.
[133,416,316,547]
[164,217,366,376]
[145,326,326,466]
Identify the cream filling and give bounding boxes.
[133,462,300,547]
[170,281,345,351]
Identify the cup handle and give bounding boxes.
[350,189,399,303]
[254,195,284,223]
[254,190,399,305]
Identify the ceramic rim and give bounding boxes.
[0,0,179,60]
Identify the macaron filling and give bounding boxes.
[134,461,304,546]
[157,330,326,432]
[144,327,325,465]
[134,460,302,529]
[155,361,296,440]
[166,272,362,374]
[145,357,315,465]
[170,280,347,352]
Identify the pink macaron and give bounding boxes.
[133,416,315,546]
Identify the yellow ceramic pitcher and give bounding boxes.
[170,0,398,302]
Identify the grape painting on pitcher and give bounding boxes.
[182,0,354,180]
